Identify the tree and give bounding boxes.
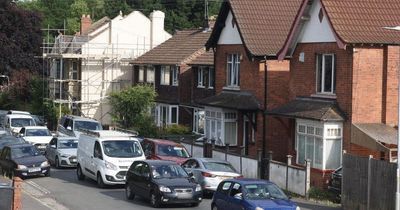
[109,85,157,129]
[0,1,42,75]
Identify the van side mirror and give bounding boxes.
[50,145,56,149]
[66,126,72,131]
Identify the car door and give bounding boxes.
[130,162,145,196]
[140,163,152,198]
[228,182,244,210]
[46,138,56,163]
[214,181,233,210]
[182,159,200,180]
[89,141,102,179]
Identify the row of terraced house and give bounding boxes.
[48,0,400,189]
[131,0,400,188]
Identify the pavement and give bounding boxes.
[22,192,51,210]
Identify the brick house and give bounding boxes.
[203,0,302,157]
[131,29,214,133]
[269,0,400,187]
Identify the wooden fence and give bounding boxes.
[342,153,396,210]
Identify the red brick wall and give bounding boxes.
[384,46,400,125]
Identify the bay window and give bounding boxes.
[205,108,237,146]
[296,119,342,170]
[154,103,179,126]
[193,109,205,134]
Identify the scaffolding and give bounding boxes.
[41,25,151,123]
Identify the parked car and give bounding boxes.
[0,135,25,154]
[125,160,203,207]
[45,137,79,168]
[0,144,50,178]
[211,179,299,210]
[182,158,242,193]
[19,126,53,154]
[328,166,342,196]
[141,138,190,164]
[77,130,145,187]
[3,114,36,135]
[58,115,103,137]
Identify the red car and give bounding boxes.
[141,138,190,164]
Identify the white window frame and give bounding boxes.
[154,103,179,126]
[295,119,342,170]
[208,67,214,89]
[138,66,144,82]
[316,54,335,94]
[205,107,237,146]
[197,67,206,88]
[146,65,155,83]
[160,66,170,85]
[172,66,179,86]
[226,54,240,88]
[193,109,205,134]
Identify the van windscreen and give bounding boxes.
[74,120,102,131]
[11,118,35,127]
[102,140,142,158]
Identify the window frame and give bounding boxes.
[160,66,171,85]
[172,66,179,86]
[316,53,336,94]
[146,65,155,83]
[154,103,179,126]
[226,54,240,88]
[138,66,145,82]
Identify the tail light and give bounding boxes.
[202,172,217,178]
[235,175,244,179]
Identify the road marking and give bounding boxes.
[22,180,69,210]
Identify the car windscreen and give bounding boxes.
[11,118,35,127]
[102,140,142,158]
[244,183,288,200]
[0,138,25,149]
[151,164,189,179]
[203,162,237,173]
[11,145,40,159]
[74,120,102,131]
[156,144,189,158]
[25,129,51,136]
[58,139,78,149]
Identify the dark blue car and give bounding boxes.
[211,179,299,210]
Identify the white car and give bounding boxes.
[45,137,78,168]
[19,126,53,153]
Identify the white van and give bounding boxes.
[3,114,36,134]
[76,130,145,187]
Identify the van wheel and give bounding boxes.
[125,183,135,200]
[55,156,60,169]
[150,191,161,208]
[76,165,85,181]
[97,173,105,188]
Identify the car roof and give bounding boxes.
[6,114,33,119]
[223,178,273,185]
[142,160,180,166]
[22,126,49,129]
[56,136,78,140]
[63,115,99,122]
[144,138,183,146]
[191,158,230,163]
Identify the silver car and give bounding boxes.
[45,137,78,168]
[182,158,242,193]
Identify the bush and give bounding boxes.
[308,187,340,203]
[163,124,190,135]
[132,114,159,138]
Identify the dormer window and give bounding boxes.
[226,54,240,88]
[316,54,336,94]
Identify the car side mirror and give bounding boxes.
[234,193,243,200]
[143,172,151,180]
[66,126,72,131]
[18,133,24,137]
[50,145,56,149]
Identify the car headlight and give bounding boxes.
[195,184,202,192]
[296,207,301,210]
[17,165,27,169]
[41,161,49,167]
[104,160,118,170]
[255,207,264,210]
[159,185,172,193]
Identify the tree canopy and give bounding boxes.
[0,0,42,75]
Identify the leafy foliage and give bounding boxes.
[163,124,190,135]
[109,85,157,129]
[0,1,42,75]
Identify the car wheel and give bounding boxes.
[125,183,135,200]
[212,204,218,210]
[150,191,161,208]
[97,173,105,188]
[76,165,85,181]
[44,169,50,177]
[55,156,60,169]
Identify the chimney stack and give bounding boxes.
[80,14,92,35]
[150,10,165,48]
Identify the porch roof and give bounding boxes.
[199,90,261,111]
[351,123,397,153]
[266,97,345,121]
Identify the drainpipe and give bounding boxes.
[262,56,268,179]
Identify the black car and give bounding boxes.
[0,144,50,178]
[328,166,342,196]
[125,160,202,207]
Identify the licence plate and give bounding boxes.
[28,167,41,173]
[37,145,46,149]
[177,193,192,199]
